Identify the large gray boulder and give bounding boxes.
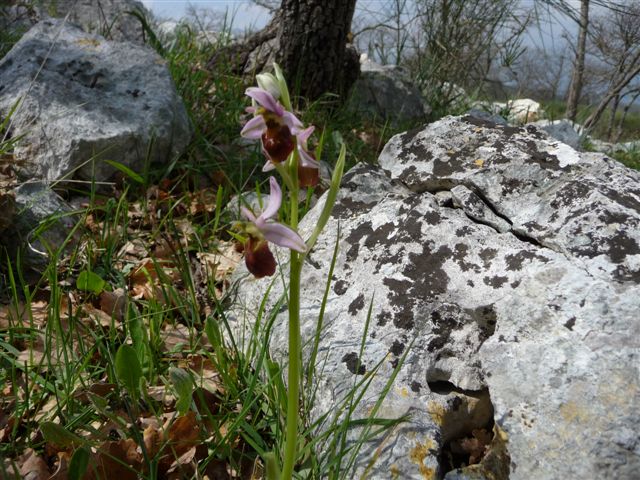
[0,19,191,183]
[231,115,640,479]
[346,56,431,126]
[1,0,151,44]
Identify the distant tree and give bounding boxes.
[518,46,569,101]
[351,0,416,66]
[406,0,529,111]
[582,1,640,134]
[565,0,590,122]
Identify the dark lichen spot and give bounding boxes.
[456,226,474,237]
[389,339,405,356]
[479,248,498,267]
[384,245,453,331]
[511,280,521,288]
[348,293,365,315]
[505,250,549,271]
[564,317,576,331]
[453,243,481,273]
[425,210,442,225]
[410,381,422,393]
[332,197,376,219]
[427,304,465,352]
[522,139,562,170]
[550,181,590,209]
[471,305,498,342]
[342,352,366,375]
[483,275,508,288]
[377,310,389,326]
[333,280,348,295]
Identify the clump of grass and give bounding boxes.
[611,147,640,170]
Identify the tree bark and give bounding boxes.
[606,93,620,141]
[565,0,589,122]
[274,0,359,100]
[208,0,359,101]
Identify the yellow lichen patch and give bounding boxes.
[559,401,591,424]
[475,158,485,167]
[75,38,101,49]
[426,400,447,426]
[397,386,409,398]
[409,440,437,479]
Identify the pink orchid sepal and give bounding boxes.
[240,177,306,277]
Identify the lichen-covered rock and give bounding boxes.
[346,57,431,125]
[231,115,640,479]
[1,0,152,44]
[0,19,191,183]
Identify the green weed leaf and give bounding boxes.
[115,344,142,400]
[40,422,82,448]
[170,367,193,415]
[68,447,90,480]
[76,271,106,295]
[105,160,144,184]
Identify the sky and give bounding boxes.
[141,0,271,30]
[141,0,583,45]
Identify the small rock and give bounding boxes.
[3,182,77,276]
[530,119,583,150]
[346,58,431,125]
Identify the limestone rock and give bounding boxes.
[465,108,508,126]
[346,56,431,126]
[0,19,191,183]
[2,182,77,276]
[231,115,640,479]
[506,98,542,124]
[531,119,583,150]
[1,0,152,44]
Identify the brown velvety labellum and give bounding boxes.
[262,125,294,163]
[298,164,319,187]
[245,238,276,278]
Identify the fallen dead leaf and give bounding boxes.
[0,301,48,329]
[189,188,218,215]
[165,411,200,458]
[98,289,127,321]
[18,449,50,480]
[196,242,242,282]
[162,324,192,352]
[85,439,142,480]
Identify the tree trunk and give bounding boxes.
[565,0,589,122]
[208,0,359,101]
[275,0,359,100]
[606,94,620,141]
[614,90,640,143]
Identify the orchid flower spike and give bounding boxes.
[241,177,306,278]
[240,87,303,166]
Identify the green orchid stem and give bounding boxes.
[282,251,302,480]
[281,140,302,480]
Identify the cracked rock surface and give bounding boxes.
[231,115,640,479]
[0,19,192,183]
